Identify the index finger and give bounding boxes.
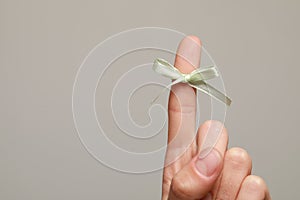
[167,36,202,150]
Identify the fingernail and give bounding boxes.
[195,149,221,177]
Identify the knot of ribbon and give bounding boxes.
[152,58,232,106]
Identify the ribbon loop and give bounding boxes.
[152,58,232,106]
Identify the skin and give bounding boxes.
[161,36,271,200]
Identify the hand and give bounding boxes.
[161,36,271,200]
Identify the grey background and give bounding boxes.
[1,0,299,199]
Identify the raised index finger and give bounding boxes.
[167,36,201,150]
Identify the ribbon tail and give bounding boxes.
[190,82,232,106]
[150,77,184,105]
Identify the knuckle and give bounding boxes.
[225,147,252,170]
[241,175,268,199]
[168,85,196,114]
[202,120,224,129]
[171,176,193,200]
[202,120,227,135]
[168,105,195,114]
[244,175,267,191]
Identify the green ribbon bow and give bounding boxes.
[152,58,232,106]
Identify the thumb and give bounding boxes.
[168,121,228,200]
